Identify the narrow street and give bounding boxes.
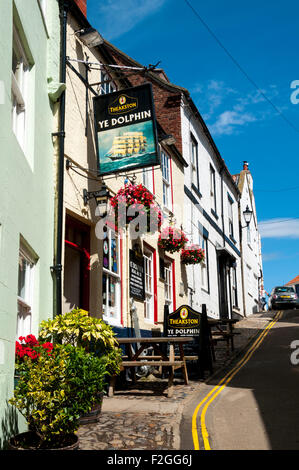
[181,309,299,450]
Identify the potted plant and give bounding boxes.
[9,342,106,449]
[181,244,205,265]
[110,183,163,234]
[158,226,188,253]
[39,309,122,423]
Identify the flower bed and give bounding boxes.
[109,183,163,233]
[181,244,205,265]
[158,226,188,253]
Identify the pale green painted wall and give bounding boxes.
[0,0,60,446]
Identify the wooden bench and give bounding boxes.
[109,337,194,398]
[208,318,240,358]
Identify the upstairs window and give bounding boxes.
[142,167,154,194]
[12,24,29,149]
[228,195,234,238]
[190,134,199,189]
[99,69,116,95]
[210,165,216,213]
[161,150,171,210]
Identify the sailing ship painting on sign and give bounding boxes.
[94,84,160,176]
[98,122,156,174]
[107,132,147,160]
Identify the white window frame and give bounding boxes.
[164,261,173,312]
[210,166,217,213]
[99,69,117,95]
[190,135,199,189]
[161,150,171,210]
[142,167,154,194]
[199,232,208,291]
[228,197,234,238]
[12,24,29,150]
[17,244,36,338]
[232,266,238,307]
[102,229,121,326]
[144,250,154,322]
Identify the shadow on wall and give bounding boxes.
[0,402,19,449]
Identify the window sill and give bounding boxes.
[102,316,122,327]
[191,184,202,199]
[211,209,219,220]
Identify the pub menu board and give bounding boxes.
[129,249,145,301]
[166,305,201,337]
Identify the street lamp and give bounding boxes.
[83,182,110,217]
[76,27,104,48]
[159,134,176,146]
[242,205,253,227]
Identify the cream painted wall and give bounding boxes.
[63,13,188,331]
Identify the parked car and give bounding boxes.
[268,286,298,310]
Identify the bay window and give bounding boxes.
[102,229,121,325]
[164,261,173,312]
[144,250,154,321]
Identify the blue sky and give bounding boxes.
[87,0,299,293]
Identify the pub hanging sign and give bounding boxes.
[166,305,201,337]
[93,83,160,176]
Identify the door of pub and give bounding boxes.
[63,214,90,313]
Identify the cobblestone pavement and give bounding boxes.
[78,312,275,450]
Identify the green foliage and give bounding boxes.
[39,309,122,375]
[9,344,106,448]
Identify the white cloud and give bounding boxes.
[192,80,280,136]
[259,218,299,239]
[209,110,257,136]
[95,0,167,40]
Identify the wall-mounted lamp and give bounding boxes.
[242,205,253,227]
[159,134,176,146]
[83,182,110,217]
[76,27,104,48]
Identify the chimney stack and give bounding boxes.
[243,161,249,171]
[73,0,87,17]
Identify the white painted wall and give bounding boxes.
[180,98,244,319]
[238,171,263,314]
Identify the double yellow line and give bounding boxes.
[192,310,283,450]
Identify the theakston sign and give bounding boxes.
[94,84,160,176]
[166,305,201,337]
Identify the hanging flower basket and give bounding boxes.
[158,226,188,253]
[110,183,163,233]
[181,244,205,265]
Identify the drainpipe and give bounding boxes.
[52,1,68,317]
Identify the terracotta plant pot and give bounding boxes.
[8,431,79,450]
[79,392,104,425]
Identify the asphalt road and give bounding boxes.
[181,310,299,450]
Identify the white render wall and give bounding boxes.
[181,98,244,319]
